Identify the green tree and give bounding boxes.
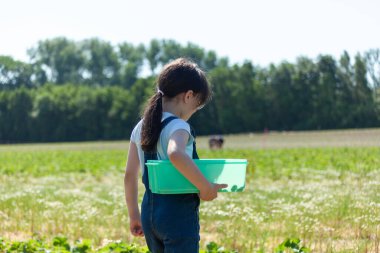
[159,40,182,64]
[118,42,146,88]
[0,56,34,89]
[352,54,377,127]
[203,50,218,71]
[28,37,85,84]
[0,90,10,141]
[336,51,356,127]
[127,77,156,121]
[232,61,264,131]
[364,49,380,115]
[182,42,205,66]
[81,38,120,86]
[206,65,238,133]
[364,49,380,89]
[266,62,296,130]
[292,57,319,129]
[315,55,340,129]
[146,39,162,74]
[1,88,33,142]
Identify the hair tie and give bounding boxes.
[157,89,164,96]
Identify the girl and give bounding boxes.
[124,58,227,253]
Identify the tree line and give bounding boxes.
[1,37,379,143]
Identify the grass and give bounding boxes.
[1,129,380,252]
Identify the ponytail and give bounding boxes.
[141,92,163,152]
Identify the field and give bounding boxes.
[1,128,380,252]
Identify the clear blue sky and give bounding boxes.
[1,0,379,66]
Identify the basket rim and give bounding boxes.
[146,158,248,165]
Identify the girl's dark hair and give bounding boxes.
[141,58,211,152]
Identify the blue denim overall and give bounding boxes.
[141,116,200,253]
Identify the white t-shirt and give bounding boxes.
[130,112,195,175]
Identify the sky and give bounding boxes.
[1,0,380,67]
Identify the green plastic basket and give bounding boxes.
[145,159,247,194]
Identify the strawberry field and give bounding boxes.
[1,130,380,252]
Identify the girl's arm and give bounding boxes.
[124,141,144,237]
[167,129,227,201]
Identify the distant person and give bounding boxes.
[209,135,224,149]
[124,58,228,253]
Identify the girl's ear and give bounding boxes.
[184,90,194,104]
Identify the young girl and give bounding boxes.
[124,58,227,253]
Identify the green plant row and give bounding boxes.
[0,236,309,253]
[0,236,148,253]
[1,147,379,177]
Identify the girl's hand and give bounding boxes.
[199,183,228,201]
[129,218,144,237]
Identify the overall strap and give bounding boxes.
[161,116,178,129]
[190,126,199,159]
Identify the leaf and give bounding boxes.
[72,239,92,253]
[52,236,70,251]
